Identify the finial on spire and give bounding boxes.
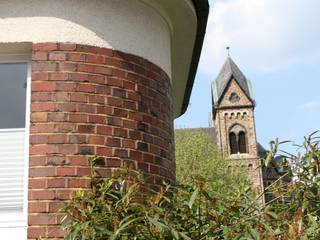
[226,46,230,57]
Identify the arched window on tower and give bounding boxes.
[229,132,238,154]
[238,131,247,153]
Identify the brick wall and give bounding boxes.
[28,43,174,239]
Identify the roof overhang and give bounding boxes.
[142,0,209,118]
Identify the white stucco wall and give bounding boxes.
[0,0,171,76]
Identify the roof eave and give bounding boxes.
[180,0,209,116]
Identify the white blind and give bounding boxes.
[0,129,25,213]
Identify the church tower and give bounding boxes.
[212,57,264,197]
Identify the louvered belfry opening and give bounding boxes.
[238,131,247,153]
[229,130,247,155]
[229,132,238,154]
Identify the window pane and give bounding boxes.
[0,63,27,129]
[238,131,247,153]
[0,63,27,217]
[229,132,238,154]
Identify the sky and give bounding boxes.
[174,0,320,152]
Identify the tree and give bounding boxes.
[174,129,248,193]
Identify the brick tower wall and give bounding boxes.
[28,43,174,239]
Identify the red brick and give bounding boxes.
[48,201,63,213]
[47,156,66,166]
[78,83,95,93]
[29,179,46,189]
[95,66,112,75]
[32,62,57,71]
[29,190,55,200]
[106,137,121,147]
[56,82,77,91]
[96,146,112,156]
[59,43,77,51]
[32,82,56,91]
[97,125,112,135]
[29,156,46,166]
[68,179,90,188]
[29,167,56,177]
[57,167,76,177]
[114,149,128,158]
[107,96,123,107]
[30,145,57,155]
[78,64,95,73]
[32,51,48,61]
[70,92,87,102]
[29,214,57,225]
[69,135,87,144]
[69,113,88,122]
[69,72,89,82]
[47,226,67,238]
[78,124,95,133]
[47,178,66,188]
[28,226,47,238]
[88,115,105,124]
[97,106,112,114]
[55,103,77,112]
[29,135,48,144]
[88,135,105,145]
[49,52,66,61]
[50,72,69,81]
[58,62,77,72]
[113,128,127,138]
[28,202,47,213]
[54,92,70,101]
[68,52,85,62]
[33,43,58,51]
[106,158,121,167]
[78,104,96,113]
[87,54,105,64]
[122,139,135,149]
[47,113,67,122]
[48,134,67,144]
[32,72,49,81]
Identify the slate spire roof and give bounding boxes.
[212,57,254,104]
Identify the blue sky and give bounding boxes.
[175,0,320,151]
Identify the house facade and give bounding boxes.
[0,1,209,239]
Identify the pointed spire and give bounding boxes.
[212,57,253,104]
[226,46,230,57]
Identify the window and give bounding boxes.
[0,59,30,239]
[238,131,247,153]
[229,132,238,154]
[228,125,248,155]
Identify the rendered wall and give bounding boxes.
[0,0,171,76]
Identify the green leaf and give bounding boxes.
[188,188,199,209]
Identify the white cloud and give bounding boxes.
[298,101,320,112]
[200,0,320,76]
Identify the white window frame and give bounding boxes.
[0,54,31,239]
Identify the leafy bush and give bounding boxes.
[61,132,320,239]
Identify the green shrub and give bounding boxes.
[61,132,320,239]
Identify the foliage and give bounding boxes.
[61,132,320,240]
[174,129,248,191]
[260,131,320,239]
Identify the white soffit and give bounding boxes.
[142,0,198,117]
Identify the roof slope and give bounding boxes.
[212,57,253,104]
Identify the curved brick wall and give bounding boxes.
[28,43,174,239]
